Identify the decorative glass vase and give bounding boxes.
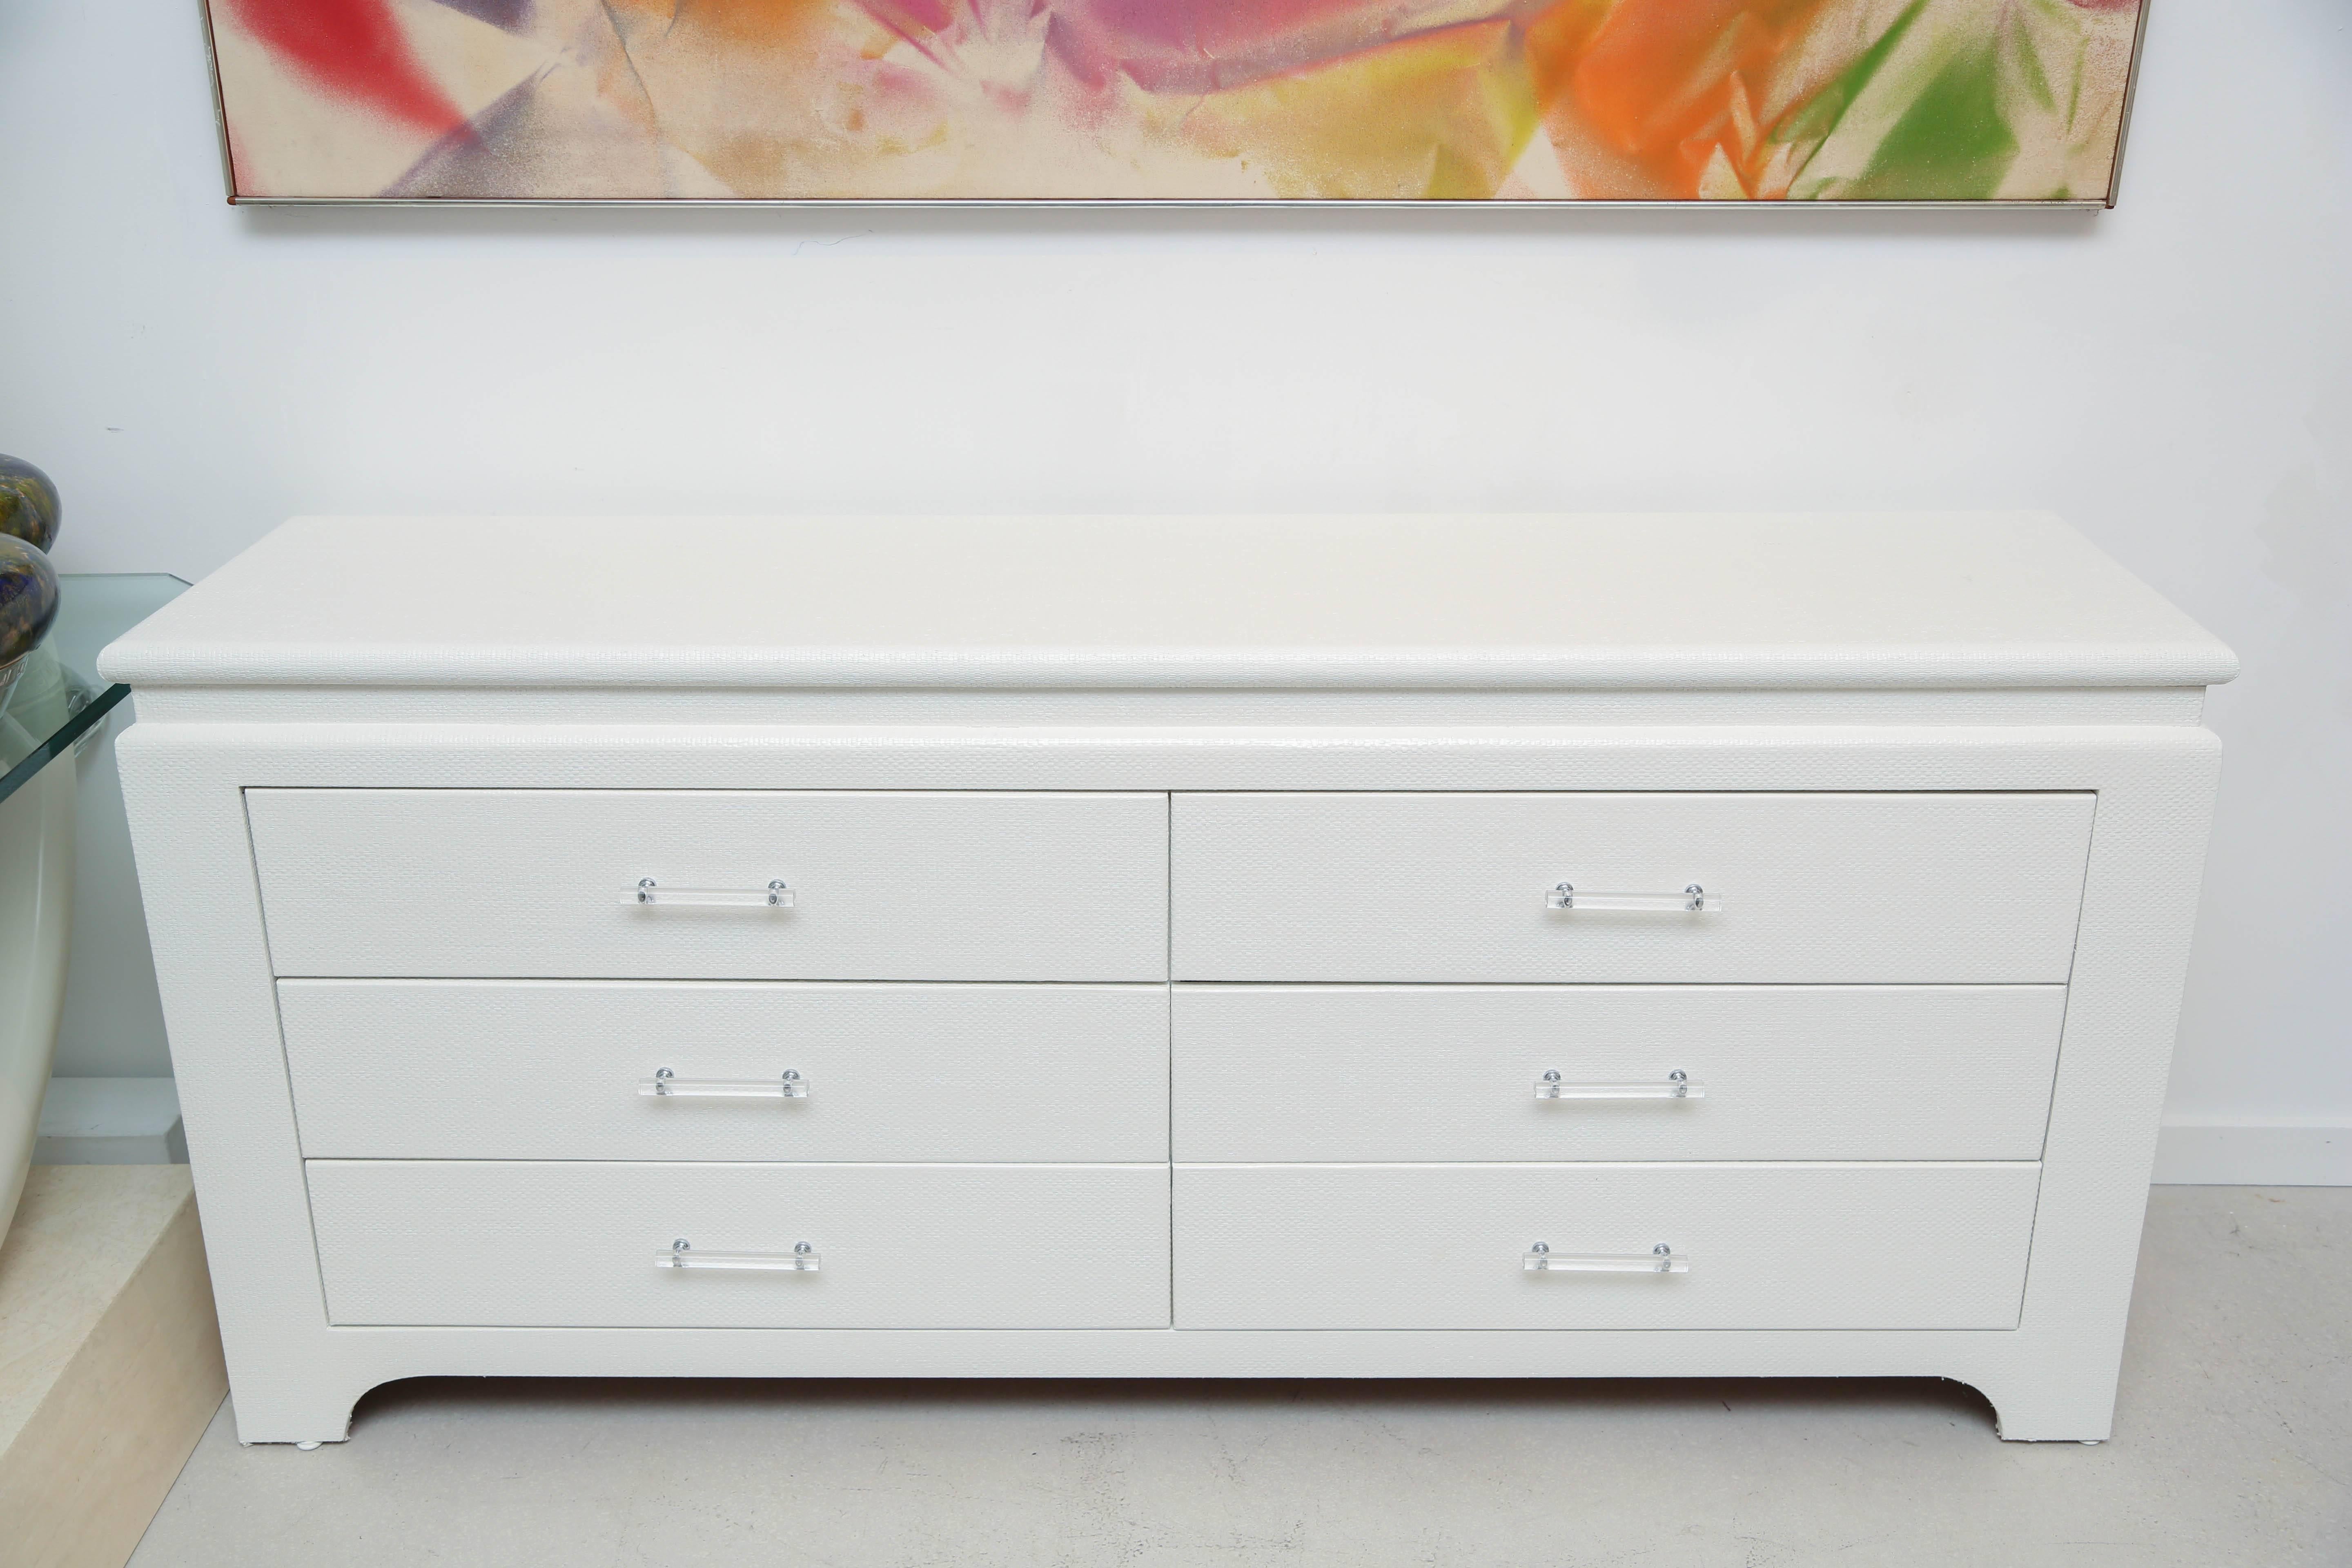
[0,454,61,553]
[0,535,62,719]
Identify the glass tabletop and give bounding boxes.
[0,573,189,805]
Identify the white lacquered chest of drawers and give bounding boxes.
[100,513,2236,1444]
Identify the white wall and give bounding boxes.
[4,3,2346,1177]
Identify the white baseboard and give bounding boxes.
[34,1077,187,1165]
[2153,1122,2352,1186]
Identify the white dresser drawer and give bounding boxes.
[1172,792,2094,982]
[1174,985,2065,1162]
[1174,1163,2039,1330]
[247,789,1169,981]
[283,980,1169,1162]
[308,1161,1171,1328]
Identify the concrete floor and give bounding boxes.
[129,1186,2348,1568]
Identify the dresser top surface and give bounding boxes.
[100,513,2236,691]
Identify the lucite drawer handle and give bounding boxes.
[1524,1242,1688,1274]
[641,1068,807,1099]
[659,1239,819,1272]
[1536,1069,1704,1101]
[1546,882,1719,913]
[628,878,794,908]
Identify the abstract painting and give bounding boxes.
[205,0,2147,202]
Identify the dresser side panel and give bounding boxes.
[112,725,338,1443]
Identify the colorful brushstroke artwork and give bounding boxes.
[205,0,2147,201]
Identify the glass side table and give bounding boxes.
[3,575,187,1237]
[2,575,190,800]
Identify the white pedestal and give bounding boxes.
[0,740,77,1240]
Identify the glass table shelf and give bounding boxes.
[0,575,189,804]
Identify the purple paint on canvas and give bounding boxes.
[428,0,534,34]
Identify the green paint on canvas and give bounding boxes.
[1774,0,1932,154]
[1844,32,2020,199]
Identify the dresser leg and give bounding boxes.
[223,1372,379,1448]
[1976,1366,2122,1444]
